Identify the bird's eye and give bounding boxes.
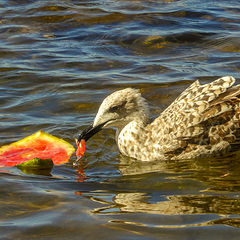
[109,105,119,112]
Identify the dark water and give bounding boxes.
[1,0,240,239]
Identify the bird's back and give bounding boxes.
[146,76,240,160]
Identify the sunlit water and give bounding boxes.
[0,0,240,239]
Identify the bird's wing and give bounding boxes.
[147,76,240,156]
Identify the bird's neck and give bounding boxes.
[116,119,150,160]
[115,114,149,142]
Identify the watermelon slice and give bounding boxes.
[0,131,75,167]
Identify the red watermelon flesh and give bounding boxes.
[75,138,86,160]
[0,131,75,167]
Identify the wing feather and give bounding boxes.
[148,76,239,157]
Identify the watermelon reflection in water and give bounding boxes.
[0,131,75,167]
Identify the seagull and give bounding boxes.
[77,76,240,161]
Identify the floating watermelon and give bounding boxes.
[0,131,75,167]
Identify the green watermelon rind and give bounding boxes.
[16,158,54,170]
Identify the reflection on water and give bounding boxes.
[91,155,240,229]
[1,0,240,239]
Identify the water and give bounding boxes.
[0,0,240,239]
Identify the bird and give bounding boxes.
[77,76,240,161]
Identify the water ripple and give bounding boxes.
[0,0,240,239]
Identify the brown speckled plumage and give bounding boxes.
[92,76,240,161]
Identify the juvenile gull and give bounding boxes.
[78,76,240,161]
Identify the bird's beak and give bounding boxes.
[76,122,105,144]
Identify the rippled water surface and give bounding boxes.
[1,0,240,239]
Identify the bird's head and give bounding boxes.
[77,88,149,143]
